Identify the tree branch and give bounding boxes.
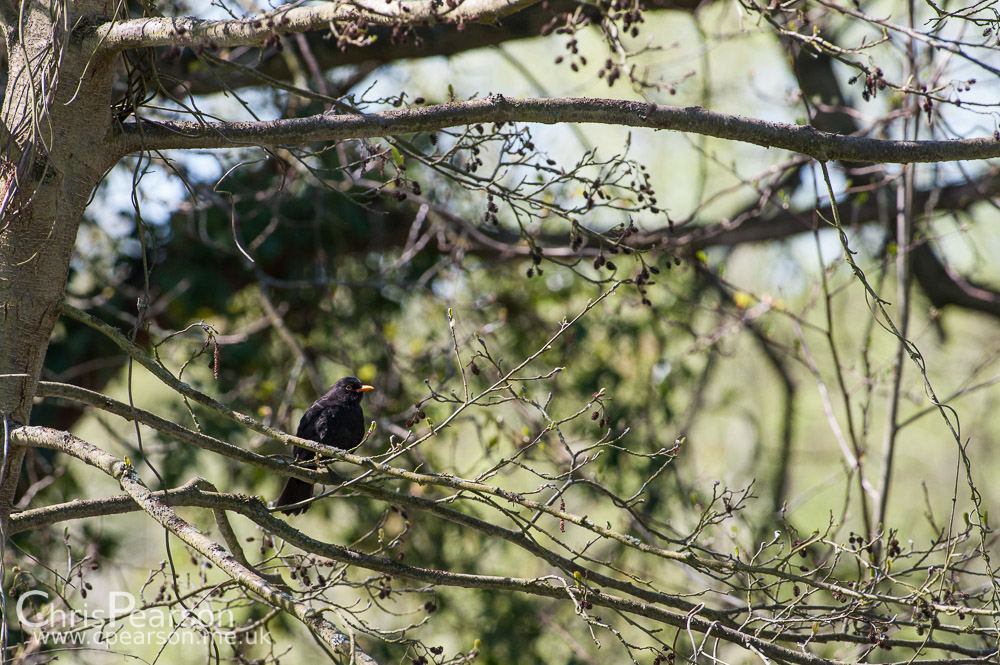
[11,425,379,664]
[13,429,992,663]
[159,0,705,96]
[7,477,246,534]
[113,96,1000,163]
[53,301,993,625]
[35,380,316,483]
[912,241,1000,317]
[33,384,725,622]
[94,0,541,51]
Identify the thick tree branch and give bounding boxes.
[95,0,540,51]
[11,425,379,664]
[33,384,725,621]
[10,435,990,663]
[162,0,704,95]
[54,301,992,624]
[23,387,721,620]
[7,477,246,534]
[114,96,1000,164]
[911,241,1000,317]
[431,167,1000,317]
[36,380,317,483]
[671,169,1000,250]
[29,377,928,631]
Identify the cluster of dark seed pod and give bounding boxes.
[597,57,623,87]
[483,193,500,225]
[526,249,544,278]
[848,67,886,102]
[653,648,675,665]
[405,402,428,428]
[608,0,645,39]
[410,644,444,665]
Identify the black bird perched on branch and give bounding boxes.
[274,376,374,515]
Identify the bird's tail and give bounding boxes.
[275,477,314,515]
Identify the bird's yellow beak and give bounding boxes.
[359,385,375,392]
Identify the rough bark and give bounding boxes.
[0,1,117,513]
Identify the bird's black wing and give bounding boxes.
[311,400,365,449]
[295,399,328,439]
[291,399,329,462]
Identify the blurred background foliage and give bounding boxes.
[16,0,1000,662]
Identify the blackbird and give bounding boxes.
[274,376,374,515]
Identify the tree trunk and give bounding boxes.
[0,1,118,514]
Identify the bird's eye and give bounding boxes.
[345,385,353,391]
